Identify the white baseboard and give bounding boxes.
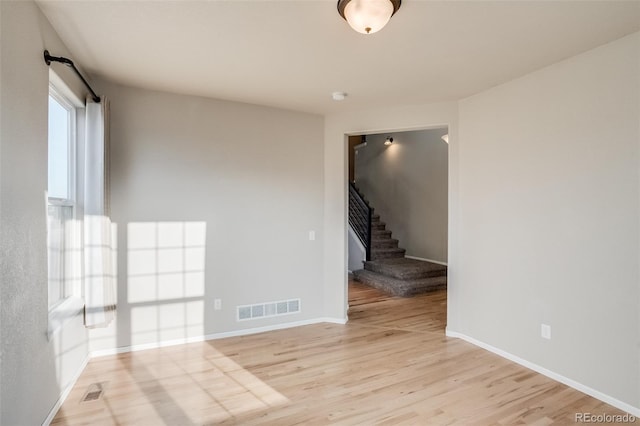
[91,317,348,358]
[445,328,640,418]
[42,353,91,426]
[405,255,447,266]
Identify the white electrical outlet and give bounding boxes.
[214,299,222,310]
[308,230,315,241]
[541,324,551,340]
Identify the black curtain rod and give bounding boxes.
[43,50,100,103]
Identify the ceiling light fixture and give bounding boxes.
[337,0,402,34]
[384,137,394,146]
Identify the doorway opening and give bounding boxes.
[346,127,449,328]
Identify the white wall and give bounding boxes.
[89,80,326,353]
[455,33,640,409]
[347,227,366,272]
[0,2,91,424]
[355,129,449,263]
[323,102,459,321]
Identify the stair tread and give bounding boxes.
[353,269,446,297]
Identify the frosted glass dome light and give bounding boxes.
[337,0,402,35]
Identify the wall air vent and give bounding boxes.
[237,298,301,321]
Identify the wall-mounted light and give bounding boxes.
[441,134,449,144]
[384,137,394,146]
[337,0,402,34]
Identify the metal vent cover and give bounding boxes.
[237,298,301,321]
[81,382,108,403]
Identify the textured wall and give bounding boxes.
[0,2,90,424]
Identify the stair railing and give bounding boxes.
[348,183,372,261]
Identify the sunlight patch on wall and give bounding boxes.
[127,221,207,346]
[130,300,204,345]
[127,222,206,303]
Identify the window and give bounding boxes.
[47,86,76,310]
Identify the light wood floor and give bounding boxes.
[53,281,630,425]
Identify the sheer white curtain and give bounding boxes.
[84,96,116,327]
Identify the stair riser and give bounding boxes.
[364,263,446,280]
[371,239,399,249]
[372,231,391,238]
[371,251,405,260]
[403,282,447,297]
[353,270,447,297]
[371,223,386,231]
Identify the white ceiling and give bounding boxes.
[36,0,640,115]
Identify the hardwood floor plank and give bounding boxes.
[52,281,631,425]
